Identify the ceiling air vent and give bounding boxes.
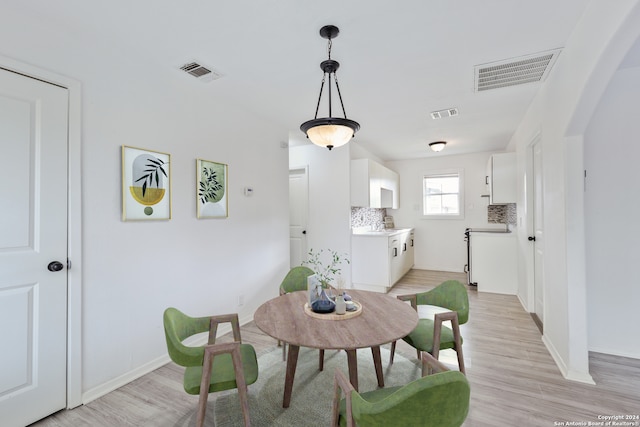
[475,49,561,92]
[179,61,223,83]
[431,107,458,120]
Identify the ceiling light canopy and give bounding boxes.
[429,141,447,152]
[300,25,360,151]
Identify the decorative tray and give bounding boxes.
[303,301,363,320]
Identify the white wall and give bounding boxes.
[290,144,352,285]
[386,152,500,272]
[1,8,290,400]
[584,66,640,358]
[508,0,640,381]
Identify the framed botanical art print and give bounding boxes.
[122,146,171,221]
[197,159,228,218]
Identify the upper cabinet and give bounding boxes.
[487,153,517,204]
[351,159,399,208]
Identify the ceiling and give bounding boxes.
[9,0,595,160]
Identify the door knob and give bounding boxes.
[302,230,307,235]
[528,236,536,241]
[48,261,64,272]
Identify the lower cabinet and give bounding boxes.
[351,229,414,293]
[469,232,517,294]
[401,230,415,275]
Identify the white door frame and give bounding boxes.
[525,131,541,314]
[289,165,309,267]
[532,135,545,326]
[1,55,83,408]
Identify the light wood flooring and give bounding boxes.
[33,269,640,426]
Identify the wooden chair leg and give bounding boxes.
[390,340,396,364]
[229,346,251,427]
[282,342,287,361]
[319,349,325,371]
[432,311,466,374]
[198,344,252,427]
[333,369,356,427]
[432,315,443,361]
[196,351,214,427]
[421,353,430,377]
[451,315,466,374]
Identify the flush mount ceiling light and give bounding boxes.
[429,141,447,152]
[300,25,360,151]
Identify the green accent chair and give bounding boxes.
[390,280,469,374]
[163,307,258,427]
[332,352,470,427]
[278,266,320,362]
[279,265,315,294]
[278,266,334,370]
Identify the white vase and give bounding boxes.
[335,294,346,315]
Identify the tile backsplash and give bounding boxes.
[351,207,386,230]
[488,203,517,225]
[351,205,515,228]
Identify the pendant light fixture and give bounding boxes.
[300,25,360,150]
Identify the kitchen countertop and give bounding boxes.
[465,227,511,234]
[352,227,413,236]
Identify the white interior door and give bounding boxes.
[532,139,545,326]
[0,68,69,426]
[289,167,309,267]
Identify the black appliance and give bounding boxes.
[464,228,476,286]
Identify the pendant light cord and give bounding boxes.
[313,75,326,119]
[334,74,348,120]
[313,36,349,120]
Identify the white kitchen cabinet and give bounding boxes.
[351,229,414,293]
[351,158,399,208]
[486,152,516,204]
[469,231,517,294]
[401,229,415,274]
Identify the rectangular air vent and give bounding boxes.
[475,49,561,92]
[431,107,458,120]
[179,61,223,83]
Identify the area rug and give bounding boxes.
[213,346,422,426]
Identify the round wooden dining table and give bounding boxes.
[253,289,419,408]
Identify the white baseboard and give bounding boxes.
[516,293,528,312]
[82,353,170,404]
[588,346,640,360]
[352,282,389,293]
[81,312,257,404]
[542,335,595,385]
[413,265,464,273]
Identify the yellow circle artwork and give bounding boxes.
[129,153,168,216]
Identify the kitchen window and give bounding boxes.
[422,169,464,219]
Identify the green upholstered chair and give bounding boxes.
[163,307,258,427]
[390,280,469,374]
[278,266,321,362]
[278,265,315,294]
[277,266,334,370]
[332,352,470,427]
